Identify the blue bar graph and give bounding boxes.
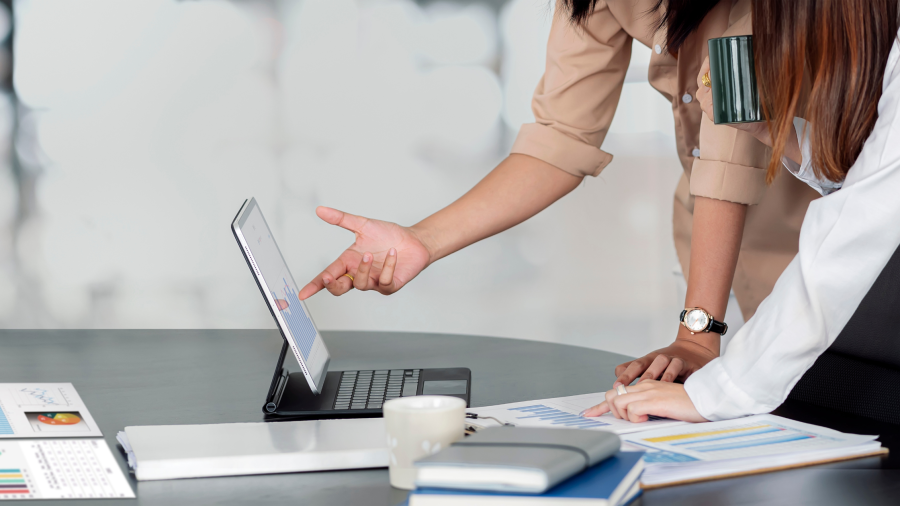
[0,406,12,435]
[508,405,610,428]
[691,434,812,452]
[274,279,317,359]
[670,427,783,446]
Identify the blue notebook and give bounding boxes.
[408,451,644,506]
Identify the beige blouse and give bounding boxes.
[510,0,819,319]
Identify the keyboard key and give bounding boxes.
[402,383,417,397]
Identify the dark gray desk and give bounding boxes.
[1,330,897,505]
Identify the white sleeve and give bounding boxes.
[684,39,900,421]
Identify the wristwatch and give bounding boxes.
[680,307,728,335]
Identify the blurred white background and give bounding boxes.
[0,0,685,357]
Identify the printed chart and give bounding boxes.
[506,404,611,429]
[0,384,101,439]
[0,407,12,436]
[625,415,880,462]
[470,392,688,435]
[0,439,134,500]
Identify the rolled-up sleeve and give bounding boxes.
[690,12,770,205]
[510,0,632,178]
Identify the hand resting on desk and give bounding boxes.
[612,338,718,387]
[581,380,708,423]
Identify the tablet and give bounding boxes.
[231,198,330,394]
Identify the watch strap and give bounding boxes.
[709,319,728,335]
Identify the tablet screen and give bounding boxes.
[233,199,330,392]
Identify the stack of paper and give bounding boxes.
[0,383,134,500]
[623,414,886,488]
[468,394,887,488]
[466,392,688,435]
[118,417,389,481]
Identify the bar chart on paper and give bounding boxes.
[0,406,13,435]
[469,392,689,434]
[626,414,882,462]
[508,405,611,428]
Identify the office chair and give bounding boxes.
[788,242,900,424]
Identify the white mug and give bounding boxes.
[383,395,466,490]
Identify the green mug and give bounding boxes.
[707,35,762,124]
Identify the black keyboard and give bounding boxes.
[333,369,422,410]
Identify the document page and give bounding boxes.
[624,414,879,463]
[468,392,689,435]
[0,439,134,499]
[0,384,102,439]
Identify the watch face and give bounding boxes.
[685,309,710,332]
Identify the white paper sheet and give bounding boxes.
[0,439,135,499]
[467,392,690,435]
[624,414,882,487]
[623,414,878,463]
[0,384,102,438]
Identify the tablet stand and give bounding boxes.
[264,340,290,413]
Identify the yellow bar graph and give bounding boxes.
[0,474,24,479]
[643,425,770,443]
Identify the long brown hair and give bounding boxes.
[563,0,718,54]
[754,0,900,184]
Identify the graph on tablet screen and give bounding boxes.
[237,203,329,384]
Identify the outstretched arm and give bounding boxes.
[298,154,581,299]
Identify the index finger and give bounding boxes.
[298,258,351,299]
[581,401,610,418]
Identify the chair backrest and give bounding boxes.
[788,242,900,424]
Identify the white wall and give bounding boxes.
[0,0,684,358]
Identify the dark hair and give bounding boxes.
[754,0,900,183]
[562,0,719,54]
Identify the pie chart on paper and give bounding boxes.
[37,413,82,425]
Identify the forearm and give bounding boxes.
[411,154,582,262]
[679,196,747,352]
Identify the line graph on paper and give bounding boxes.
[14,387,70,408]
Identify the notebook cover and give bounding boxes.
[412,451,644,501]
[415,427,621,492]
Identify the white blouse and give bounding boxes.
[781,118,843,196]
[685,32,900,421]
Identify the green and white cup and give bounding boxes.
[708,35,762,124]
